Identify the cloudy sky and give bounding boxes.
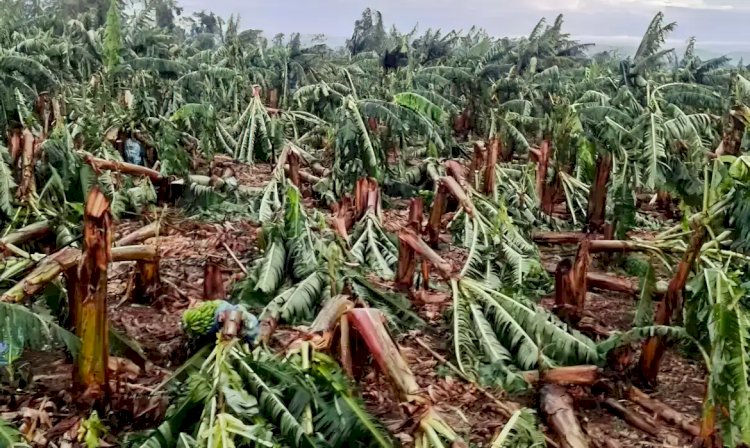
[177,0,749,51]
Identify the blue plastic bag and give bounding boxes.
[124,138,144,166]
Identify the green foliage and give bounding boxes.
[103,0,123,72]
[0,417,28,448]
[452,277,599,380]
[0,301,80,361]
[0,143,15,218]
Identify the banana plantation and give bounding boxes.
[2,0,750,446]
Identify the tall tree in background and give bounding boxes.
[347,8,386,56]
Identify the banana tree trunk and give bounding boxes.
[396,234,417,288]
[0,220,51,258]
[522,365,599,386]
[347,308,421,402]
[427,184,448,248]
[628,387,700,436]
[8,130,21,163]
[203,260,225,300]
[81,152,163,183]
[268,88,279,109]
[554,239,590,324]
[441,176,475,218]
[287,150,301,188]
[74,187,112,405]
[540,384,590,448]
[133,257,161,303]
[407,197,423,233]
[445,160,467,188]
[468,141,485,187]
[483,138,500,195]
[399,229,453,278]
[115,221,160,247]
[1,245,157,303]
[585,152,612,233]
[532,140,550,206]
[638,226,706,386]
[602,398,660,437]
[720,109,746,156]
[533,231,601,245]
[16,129,36,203]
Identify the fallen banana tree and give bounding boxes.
[0,220,51,259]
[1,220,161,304]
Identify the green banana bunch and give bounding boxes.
[181,300,222,337]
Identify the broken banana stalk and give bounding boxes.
[1,245,157,303]
[347,308,466,447]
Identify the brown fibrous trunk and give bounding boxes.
[16,129,36,202]
[540,384,590,448]
[554,238,590,324]
[628,387,700,436]
[483,138,500,195]
[203,261,225,300]
[287,150,301,188]
[638,226,707,386]
[73,187,112,406]
[603,398,660,437]
[522,365,599,386]
[427,185,448,248]
[585,152,612,233]
[133,257,161,304]
[468,141,485,187]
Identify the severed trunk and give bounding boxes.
[399,229,453,278]
[354,177,381,219]
[720,109,746,157]
[9,130,21,164]
[441,176,475,218]
[540,384,590,448]
[522,365,599,386]
[132,257,161,303]
[468,141,485,187]
[74,187,112,406]
[587,272,666,298]
[309,295,354,334]
[554,259,577,323]
[268,89,279,109]
[203,260,225,300]
[628,387,700,436]
[339,314,353,376]
[697,389,720,448]
[572,239,591,317]
[585,152,612,233]
[427,184,448,248]
[287,150,301,188]
[16,129,36,202]
[602,398,660,437]
[396,234,417,288]
[638,226,707,386]
[483,138,500,195]
[347,308,421,401]
[407,197,423,233]
[535,140,550,206]
[554,239,590,325]
[445,160,467,188]
[421,261,431,290]
[65,268,79,331]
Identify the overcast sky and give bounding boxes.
[177,0,750,50]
